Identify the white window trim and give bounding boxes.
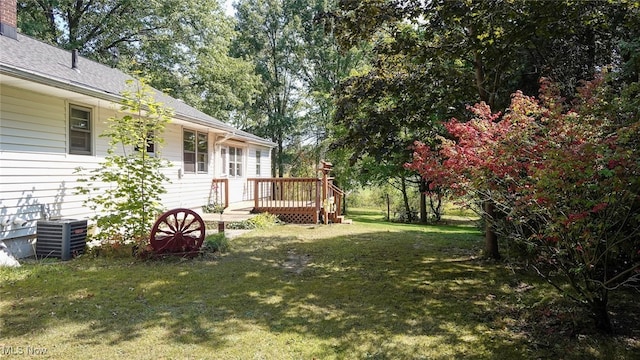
[220,145,245,178]
[183,129,209,174]
[255,150,262,177]
[68,104,93,155]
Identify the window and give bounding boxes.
[220,148,227,175]
[255,150,261,176]
[69,105,92,155]
[228,146,243,177]
[184,130,196,173]
[197,132,208,172]
[134,131,155,154]
[183,129,208,173]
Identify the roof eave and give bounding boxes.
[1,64,276,148]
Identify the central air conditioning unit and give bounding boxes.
[36,219,88,260]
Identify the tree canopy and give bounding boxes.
[17,0,260,120]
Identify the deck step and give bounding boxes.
[334,215,352,224]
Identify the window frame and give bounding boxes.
[221,145,244,178]
[197,132,208,173]
[255,150,262,176]
[183,129,209,174]
[68,104,93,155]
[134,131,155,155]
[229,146,243,177]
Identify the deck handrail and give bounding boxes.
[248,177,319,209]
[327,182,343,220]
[208,177,345,224]
[209,178,229,208]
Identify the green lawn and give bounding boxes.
[1,209,637,359]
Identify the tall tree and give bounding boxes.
[17,0,260,120]
[232,0,306,177]
[329,0,632,258]
[298,0,366,167]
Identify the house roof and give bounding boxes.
[0,33,275,148]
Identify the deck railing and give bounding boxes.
[326,182,344,222]
[211,175,344,224]
[209,178,229,208]
[249,177,320,223]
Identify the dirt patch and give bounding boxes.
[281,249,311,275]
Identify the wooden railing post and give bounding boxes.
[225,179,229,208]
[254,178,259,209]
[315,179,320,224]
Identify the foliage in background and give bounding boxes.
[406,77,640,333]
[232,0,363,177]
[75,79,172,244]
[329,0,639,254]
[17,0,260,120]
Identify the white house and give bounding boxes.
[0,1,275,258]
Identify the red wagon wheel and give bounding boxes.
[149,208,205,257]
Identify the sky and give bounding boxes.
[224,0,235,16]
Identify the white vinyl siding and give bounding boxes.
[0,85,66,153]
[0,85,108,242]
[247,147,270,178]
[0,82,273,248]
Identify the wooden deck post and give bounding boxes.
[319,161,333,224]
[224,179,229,208]
[314,180,320,224]
[254,178,259,209]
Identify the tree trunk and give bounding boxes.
[430,193,442,223]
[401,176,411,222]
[277,134,284,177]
[419,192,427,223]
[386,193,391,221]
[271,147,278,177]
[419,179,428,223]
[591,296,613,333]
[484,200,500,259]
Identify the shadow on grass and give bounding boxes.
[0,224,637,359]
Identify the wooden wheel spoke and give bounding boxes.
[148,208,205,257]
[155,228,176,236]
[182,228,201,236]
[181,216,197,230]
[160,218,178,232]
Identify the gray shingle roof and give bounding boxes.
[0,33,274,147]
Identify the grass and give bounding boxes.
[0,208,638,359]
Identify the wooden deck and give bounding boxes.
[209,162,347,224]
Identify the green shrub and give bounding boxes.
[86,242,137,258]
[202,233,230,253]
[226,213,283,230]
